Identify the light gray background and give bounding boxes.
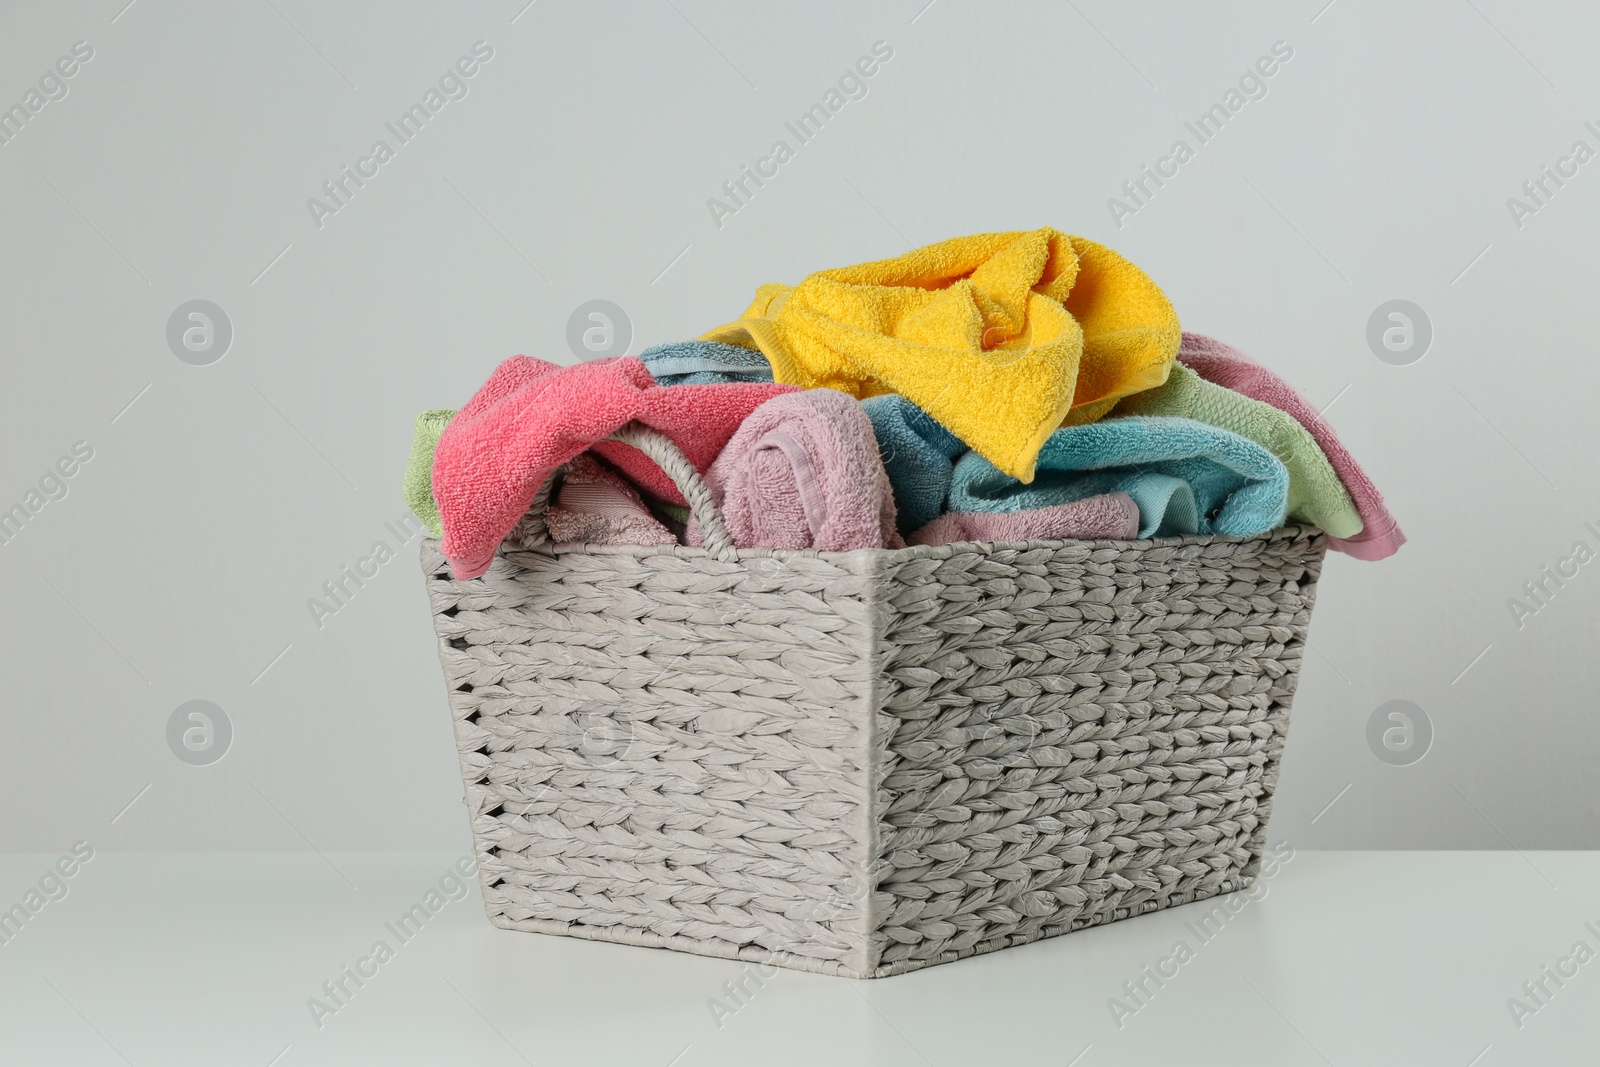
[3,0,1596,854]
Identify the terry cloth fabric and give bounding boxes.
[1178,331,1406,560]
[1114,361,1364,540]
[687,388,904,552]
[639,340,774,385]
[432,355,795,579]
[861,394,967,535]
[909,494,1139,546]
[649,500,691,542]
[699,228,1181,482]
[948,415,1289,539]
[403,409,455,537]
[546,454,676,547]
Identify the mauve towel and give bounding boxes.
[1179,331,1405,560]
[910,494,1139,546]
[433,355,795,578]
[546,454,676,547]
[689,388,903,551]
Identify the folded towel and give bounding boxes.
[948,415,1289,539]
[909,494,1140,546]
[1114,361,1363,539]
[688,388,904,552]
[545,454,676,547]
[860,395,967,535]
[700,228,1181,482]
[403,409,455,537]
[1179,332,1405,560]
[639,340,775,385]
[433,356,795,578]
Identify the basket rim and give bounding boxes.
[430,524,1326,570]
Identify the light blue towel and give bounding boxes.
[639,340,773,385]
[860,395,967,534]
[949,415,1289,538]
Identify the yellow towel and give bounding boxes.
[700,228,1180,481]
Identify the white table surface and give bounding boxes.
[1,850,1595,1066]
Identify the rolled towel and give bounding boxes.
[546,454,676,547]
[432,355,795,579]
[948,415,1289,539]
[640,340,774,385]
[1178,331,1405,560]
[910,494,1139,546]
[689,388,904,551]
[1115,361,1363,539]
[861,395,967,535]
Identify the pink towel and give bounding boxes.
[689,388,904,551]
[1179,332,1405,561]
[546,454,676,547]
[433,355,795,578]
[909,493,1140,546]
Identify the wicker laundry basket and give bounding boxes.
[420,424,1326,978]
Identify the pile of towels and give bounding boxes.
[405,228,1403,581]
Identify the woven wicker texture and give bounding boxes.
[421,426,1326,977]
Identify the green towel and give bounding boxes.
[1115,363,1362,537]
[403,410,455,538]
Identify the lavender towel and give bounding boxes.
[910,494,1140,546]
[689,388,903,551]
[546,454,676,547]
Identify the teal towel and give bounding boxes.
[861,395,967,534]
[639,340,773,385]
[949,415,1289,538]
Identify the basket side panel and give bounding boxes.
[420,540,878,976]
[868,529,1326,976]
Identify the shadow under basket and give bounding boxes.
[420,424,1327,978]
